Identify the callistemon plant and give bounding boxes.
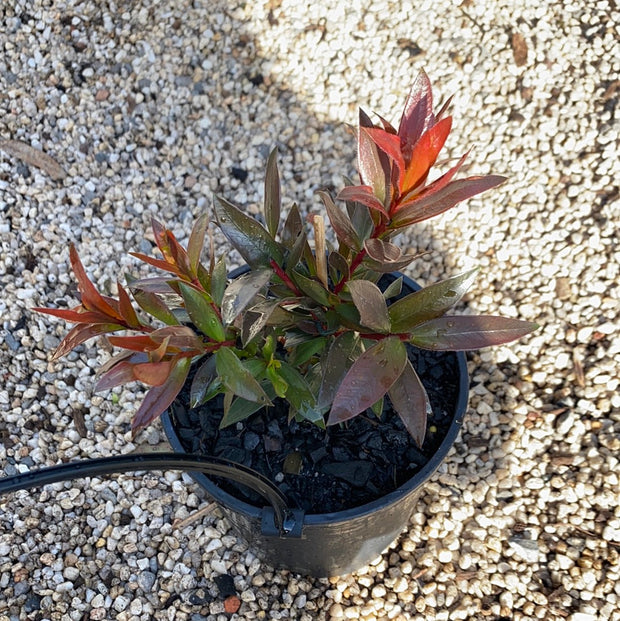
[35,70,537,447]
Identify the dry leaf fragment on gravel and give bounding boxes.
[0,139,67,180]
[511,32,528,66]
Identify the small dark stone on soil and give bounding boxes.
[214,573,237,598]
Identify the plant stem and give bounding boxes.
[270,260,303,296]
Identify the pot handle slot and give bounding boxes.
[0,452,295,535]
[261,507,305,539]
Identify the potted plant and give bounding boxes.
[20,70,537,576]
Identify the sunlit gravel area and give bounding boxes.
[1,0,618,619]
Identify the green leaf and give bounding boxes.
[177,282,226,342]
[290,271,334,307]
[328,251,350,285]
[409,315,539,350]
[382,276,403,300]
[278,361,316,412]
[347,280,391,333]
[221,268,272,325]
[210,255,227,306]
[288,336,327,367]
[285,227,308,271]
[388,268,479,333]
[264,147,281,238]
[213,195,283,267]
[215,347,273,405]
[317,332,360,409]
[328,337,407,425]
[187,213,209,275]
[317,190,361,251]
[388,359,430,447]
[131,357,191,436]
[190,356,218,407]
[130,286,180,325]
[220,383,277,428]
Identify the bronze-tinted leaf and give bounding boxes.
[388,359,430,447]
[290,271,333,307]
[264,147,281,238]
[240,298,281,346]
[317,332,360,408]
[398,69,434,148]
[221,268,272,325]
[363,238,421,273]
[389,268,478,333]
[190,356,217,407]
[358,108,390,205]
[409,315,539,350]
[281,202,303,246]
[336,185,389,217]
[392,175,506,227]
[131,356,191,436]
[187,213,209,274]
[213,195,283,267]
[52,322,125,360]
[318,190,361,251]
[347,280,391,333]
[328,337,407,425]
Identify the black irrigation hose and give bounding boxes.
[0,453,295,535]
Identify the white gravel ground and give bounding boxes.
[0,0,618,619]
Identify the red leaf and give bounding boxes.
[336,185,389,217]
[358,109,390,205]
[52,322,125,360]
[393,175,507,226]
[107,334,157,352]
[187,213,209,275]
[117,282,142,329]
[409,315,539,351]
[362,128,406,189]
[33,306,112,325]
[401,116,452,194]
[95,355,147,391]
[69,245,122,320]
[328,337,407,425]
[131,357,191,436]
[318,190,361,251]
[130,252,184,277]
[398,69,434,147]
[388,359,430,447]
[132,360,175,386]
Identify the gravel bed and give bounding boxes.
[0,0,618,620]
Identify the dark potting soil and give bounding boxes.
[169,275,462,514]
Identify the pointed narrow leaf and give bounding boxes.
[393,175,507,226]
[288,336,327,367]
[409,315,539,351]
[388,359,430,447]
[347,280,391,333]
[215,347,273,405]
[290,271,334,307]
[318,190,361,251]
[117,282,141,328]
[220,384,277,429]
[129,252,183,276]
[190,356,217,407]
[52,322,125,360]
[389,268,479,332]
[281,202,303,246]
[33,306,110,324]
[131,288,179,325]
[358,108,390,204]
[131,357,191,436]
[328,337,407,425]
[382,276,403,299]
[278,361,316,411]
[95,359,138,392]
[210,255,227,306]
[187,213,209,274]
[177,281,226,342]
[362,128,406,189]
[317,332,360,408]
[221,268,272,325]
[336,185,389,217]
[264,147,281,238]
[401,116,452,193]
[69,245,121,319]
[398,69,434,147]
[213,195,283,267]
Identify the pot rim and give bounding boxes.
[160,269,469,526]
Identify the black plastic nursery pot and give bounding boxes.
[161,271,470,578]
